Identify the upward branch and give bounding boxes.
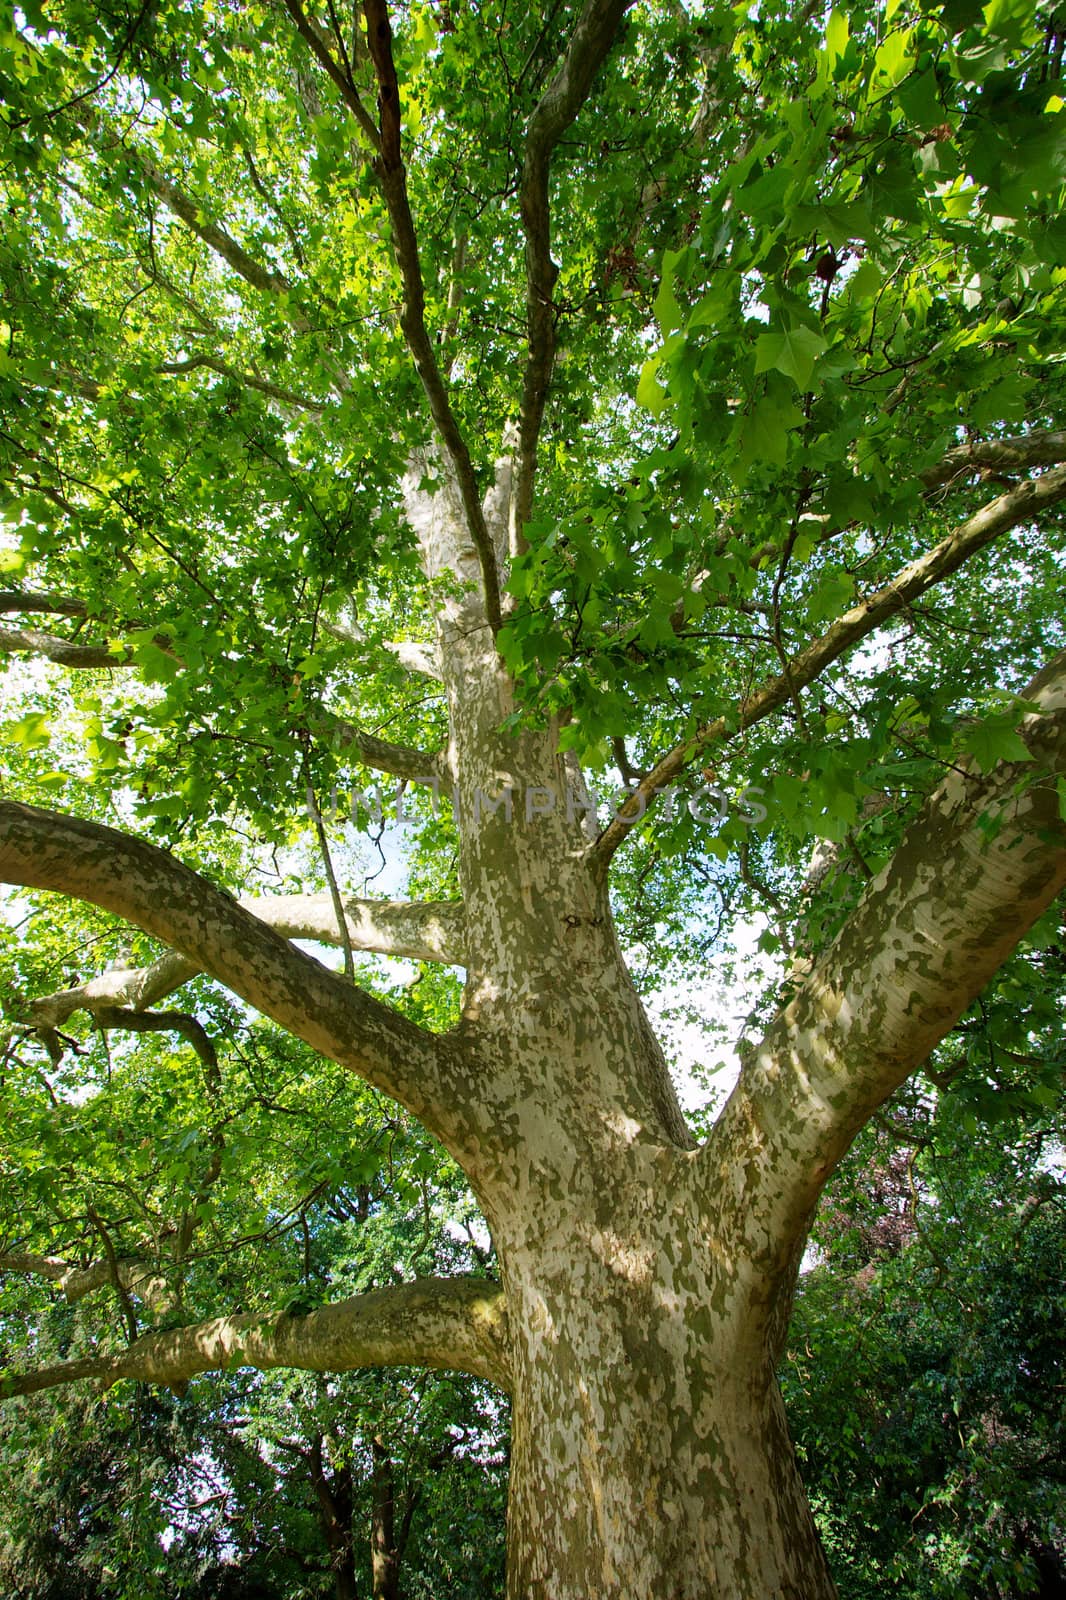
[281,0,382,149]
[134,152,295,299]
[511,0,636,556]
[358,0,503,634]
[590,464,1066,868]
[0,803,469,1144]
[703,649,1066,1293]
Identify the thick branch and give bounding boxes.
[319,712,444,781]
[384,640,442,680]
[590,464,1066,867]
[322,621,443,681]
[0,803,461,1137]
[0,1276,511,1397]
[245,892,466,965]
[703,650,1066,1292]
[0,624,121,669]
[134,151,295,299]
[0,614,182,670]
[95,1005,217,1068]
[22,951,198,1030]
[0,591,90,620]
[0,1251,174,1312]
[360,0,503,634]
[511,0,636,556]
[920,429,1066,491]
[24,895,466,1034]
[22,894,465,1033]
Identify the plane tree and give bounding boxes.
[0,0,1065,1594]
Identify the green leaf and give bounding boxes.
[807,570,854,626]
[132,641,179,684]
[825,8,849,69]
[636,354,670,416]
[755,325,828,392]
[734,391,804,474]
[5,712,50,749]
[961,714,1034,773]
[871,28,914,90]
[653,248,686,339]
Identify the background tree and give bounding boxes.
[0,0,1065,1595]
[784,1038,1066,1598]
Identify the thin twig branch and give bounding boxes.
[281,0,382,150]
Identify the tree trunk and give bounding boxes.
[308,1437,359,1600]
[482,1106,835,1600]
[410,468,839,1598]
[501,1256,834,1599]
[371,1438,402,1600]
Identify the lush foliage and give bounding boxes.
[0,0,1064,1592]
[0,981,507,1598]
[786,1043,1066,1597]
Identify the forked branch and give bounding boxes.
[0,1252,174,1313]
[0,803,462,1137]
[281,0,382,148]
[358,0,503,632]
[22,893,465,1035]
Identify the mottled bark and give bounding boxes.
[6,8,1064,1596]
[393,462,840,1597]
[0,1276,510,1398]
[706,650,1066,1291]
[493,1144,834,1599]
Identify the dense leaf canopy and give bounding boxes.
[0,0,1065,1592]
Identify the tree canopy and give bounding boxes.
[0,0,1064,1594]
